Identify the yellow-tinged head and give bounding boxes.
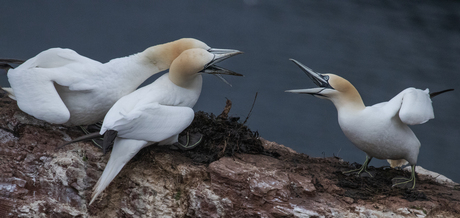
[168,48,243,88]
[286,59,365,111]
[142,38,240,72]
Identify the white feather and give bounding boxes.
[6,48,160,125]
[90,138,148,205]
[399,88,434,125]
[4,38,213,126]
[89,48,216,205]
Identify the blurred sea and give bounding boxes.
[1,0,459,182]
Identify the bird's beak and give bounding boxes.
[202,50,243,86]
[285,59,333,96]
[205,49,243,69]
[208,48,241,55]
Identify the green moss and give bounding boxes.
[174,190,181,200]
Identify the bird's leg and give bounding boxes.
[176,132,203,151]
[79,124,103,149]
[343,156,374,177]
[392,165,416,189]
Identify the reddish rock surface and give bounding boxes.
[1,90,460,217]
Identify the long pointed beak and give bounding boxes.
[201,49,243,86]
[207,49,243,67]
[285,88,329,97]
[202,50,243,76]
[289,59,332,89]
[202,65,243,76]
[208,48,241,55]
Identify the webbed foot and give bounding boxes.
[174,132,203,151]
[392,165,416,189]
[343,156,374,177]
[79,122,104,149]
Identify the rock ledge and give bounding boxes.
[1,91,459,217]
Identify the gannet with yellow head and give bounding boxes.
[89,48,242,205]
[286,59,452,189]
[4,38,239,126]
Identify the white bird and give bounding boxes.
[89,48,242,205]
[3,38,239,126]
[286,59,453,189]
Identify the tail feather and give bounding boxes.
[89,138,148,205]
[387,159,408,168]
[1,87,16,100]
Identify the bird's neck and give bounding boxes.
[140,42,184,72]
[104,53,162,93]
[140,48,171,72]
[169,73,203,90]
[331,89,366,114]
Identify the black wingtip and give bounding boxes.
[0,58,25,64]
[102,130,118,155]
[0,59,25,72]
[0,63,14,70]
[430,88,454,98]
[55,132,102,151]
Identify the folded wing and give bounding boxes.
[399,88,434,125]
[106,102,195,142]
[6,48,102,124]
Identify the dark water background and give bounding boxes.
[1,1,459,182]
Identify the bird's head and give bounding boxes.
[285,59,364,109]
[169,48,242,88]
[143,38,241,72]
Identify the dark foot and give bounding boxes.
[392,177,414,189]
[86,121,103,132]
[342,156,374,177]
[342,168,375,178]
[392,165,416,189]
[79,124,104,150]
[174,132,203,151]
[359,170,375,178]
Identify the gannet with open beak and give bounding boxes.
[4,38,239,126]
[89,48,242,205]
[286,59,453,189]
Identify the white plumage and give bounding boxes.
[286,59,449,189]
[337,87,432,166]
[4,38,220,126]
[90,48,242,204]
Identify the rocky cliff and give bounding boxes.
[1,90,459,218]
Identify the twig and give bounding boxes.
[242,92,258,125]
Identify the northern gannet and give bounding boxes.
[89,48,242,205]
[3,38,239,126]
[286,59,452,189]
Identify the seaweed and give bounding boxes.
[180,98,268,164]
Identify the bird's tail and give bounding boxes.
[1,87,16,100]
[89,138,148,205]
[387,159,408,168]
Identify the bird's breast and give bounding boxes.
[338,109,420,160]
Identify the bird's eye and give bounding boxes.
[322,75,329,81]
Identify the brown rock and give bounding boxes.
[1,90,460,217]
